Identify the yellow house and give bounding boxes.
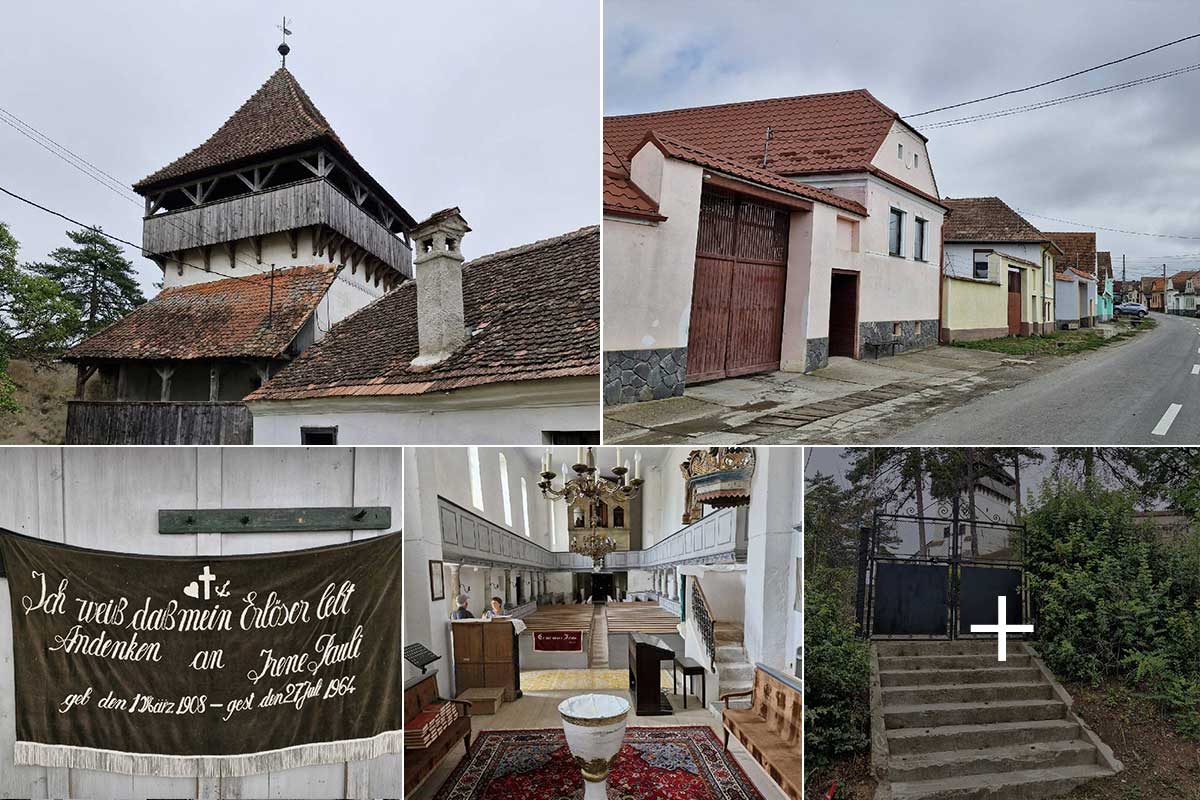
[941,197,1062,342]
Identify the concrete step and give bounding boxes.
[888,740,1099,783]
[888,720,1082,756]
[890,764,1113,800]
[876,640,1016,658]
[717,662,755,685]
[884,699,1066,729]
[716,644,747,663]
[878,653,1032,671]
[714,623,744,645]
[882,681,1053,706]
[879,667,1042,687]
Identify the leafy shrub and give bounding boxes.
[804,563,871,772]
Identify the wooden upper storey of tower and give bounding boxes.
[133,68,415,277]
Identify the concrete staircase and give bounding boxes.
[588,604,609,669]
[708,621,754,712]
[875,641,1119,800]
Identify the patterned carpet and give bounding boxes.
[521,668,675,691]
[432,727,764,800]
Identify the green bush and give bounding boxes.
[1024,478,1200,737]
[804,564,871,772]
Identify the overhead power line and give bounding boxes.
[1019,209,1200,240]
[905,31,1200,117]
[918,62,1200,130]
[0,183,264,287]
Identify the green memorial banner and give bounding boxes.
[0,528,402,777]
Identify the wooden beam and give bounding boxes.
[252,236,263,264]
[202,245,211,271]
[209,364,220,402]
[224,240,237,268]
[173,251,185,277]
[181,184,202,206]
[235,171,257,192]
[311,224,321,256]
[155,364,175,401]
[259,163,278,189]
[158,506,392,534]
[287,228,299,259]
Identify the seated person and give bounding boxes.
[450,594,473,620]
[482,596,508,619]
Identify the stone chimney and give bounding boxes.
[410,208,472,369]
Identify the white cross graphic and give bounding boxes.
[197,566,217,600]
[970,596,1033,662]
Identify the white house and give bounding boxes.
[247,216,600,445]
[603,90,947,405]
[1054,268,1098,329]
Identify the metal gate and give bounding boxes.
[686,190,790,382]
[857,505,1027,639]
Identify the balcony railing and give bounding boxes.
[65,401,253,445]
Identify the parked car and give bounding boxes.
[1115,302,1149,318]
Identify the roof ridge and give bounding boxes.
[606,88,886,121]
[464,225,599,271]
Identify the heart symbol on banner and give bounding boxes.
[183,582,200,599]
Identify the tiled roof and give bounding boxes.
[603,139,665,221]
[605,89,907,177]
[1045,232,1097,277]
[247,226,599,400]
[1097,251,1113,282]
[65,264,339,362]
[132,68,415,227]
[1055,267,1097,283]
[1142,276,1165,292]
[1169,269,1199,290]
[942,197,1048,243]
[641,131,867,216]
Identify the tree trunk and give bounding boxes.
[966,448,979,558]
[1013,454,1023,520]
[914,449,928,555]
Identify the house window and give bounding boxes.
[888,208,905,256]
[300,426,337,445]
[499,452,513,527]
[897,143,904,160]
[468,447,484,511]
[973,250,991,280]
[914,153,920,169]
[914,218,928,261]
[521,476,530,538]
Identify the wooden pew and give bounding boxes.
[403,671,472,796]
[720,663,802,800]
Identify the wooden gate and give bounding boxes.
[1007,271,1022,336]
[686,191,790,382]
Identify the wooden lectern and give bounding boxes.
[628,633,675,716]
[451,619,522,701]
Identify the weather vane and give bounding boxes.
[277,17,293,67]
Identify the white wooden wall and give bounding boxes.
[0,447,403,800]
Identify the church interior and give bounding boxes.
[402,446,802,799]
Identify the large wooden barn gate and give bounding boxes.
[686,190,790,382]
[856,509,1027,639]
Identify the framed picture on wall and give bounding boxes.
[429,560,445,601]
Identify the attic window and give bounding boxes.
[914,153,920,169]
[421,238,434,253]
[897,143,904,160]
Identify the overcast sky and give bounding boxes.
[606,0,1200,282]
[0,1,599,296]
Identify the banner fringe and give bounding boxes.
[14,730,403,777]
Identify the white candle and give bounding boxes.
[576,447,583,465]
[615,447,622,470]
[625,460,630,474]
[634,451,641,479]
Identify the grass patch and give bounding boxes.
[0,359,73,444]
[951,317,1154,357]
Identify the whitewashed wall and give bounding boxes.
[0,447,403,800]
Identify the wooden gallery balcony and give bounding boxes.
[65,400,253,445]
[142,177,413,279]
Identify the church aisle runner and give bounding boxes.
[432,727,763,800]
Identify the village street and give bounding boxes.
[603,313,1197,445]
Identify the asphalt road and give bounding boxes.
[887,313,1200,445]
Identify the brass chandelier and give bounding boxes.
[539,447,644,572]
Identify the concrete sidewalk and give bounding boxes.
[602,346,1035,444]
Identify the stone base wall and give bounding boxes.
[942,325,1009,343]
[805,337,829,373]
[603,348,688,405]
[859,319,939,357]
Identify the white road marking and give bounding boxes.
[1193,365,1200,375]
[1152,404,1183,436]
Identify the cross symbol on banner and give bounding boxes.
[970,596,1033,661]
[197,566,217,600]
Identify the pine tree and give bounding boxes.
[26,227,145,338]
